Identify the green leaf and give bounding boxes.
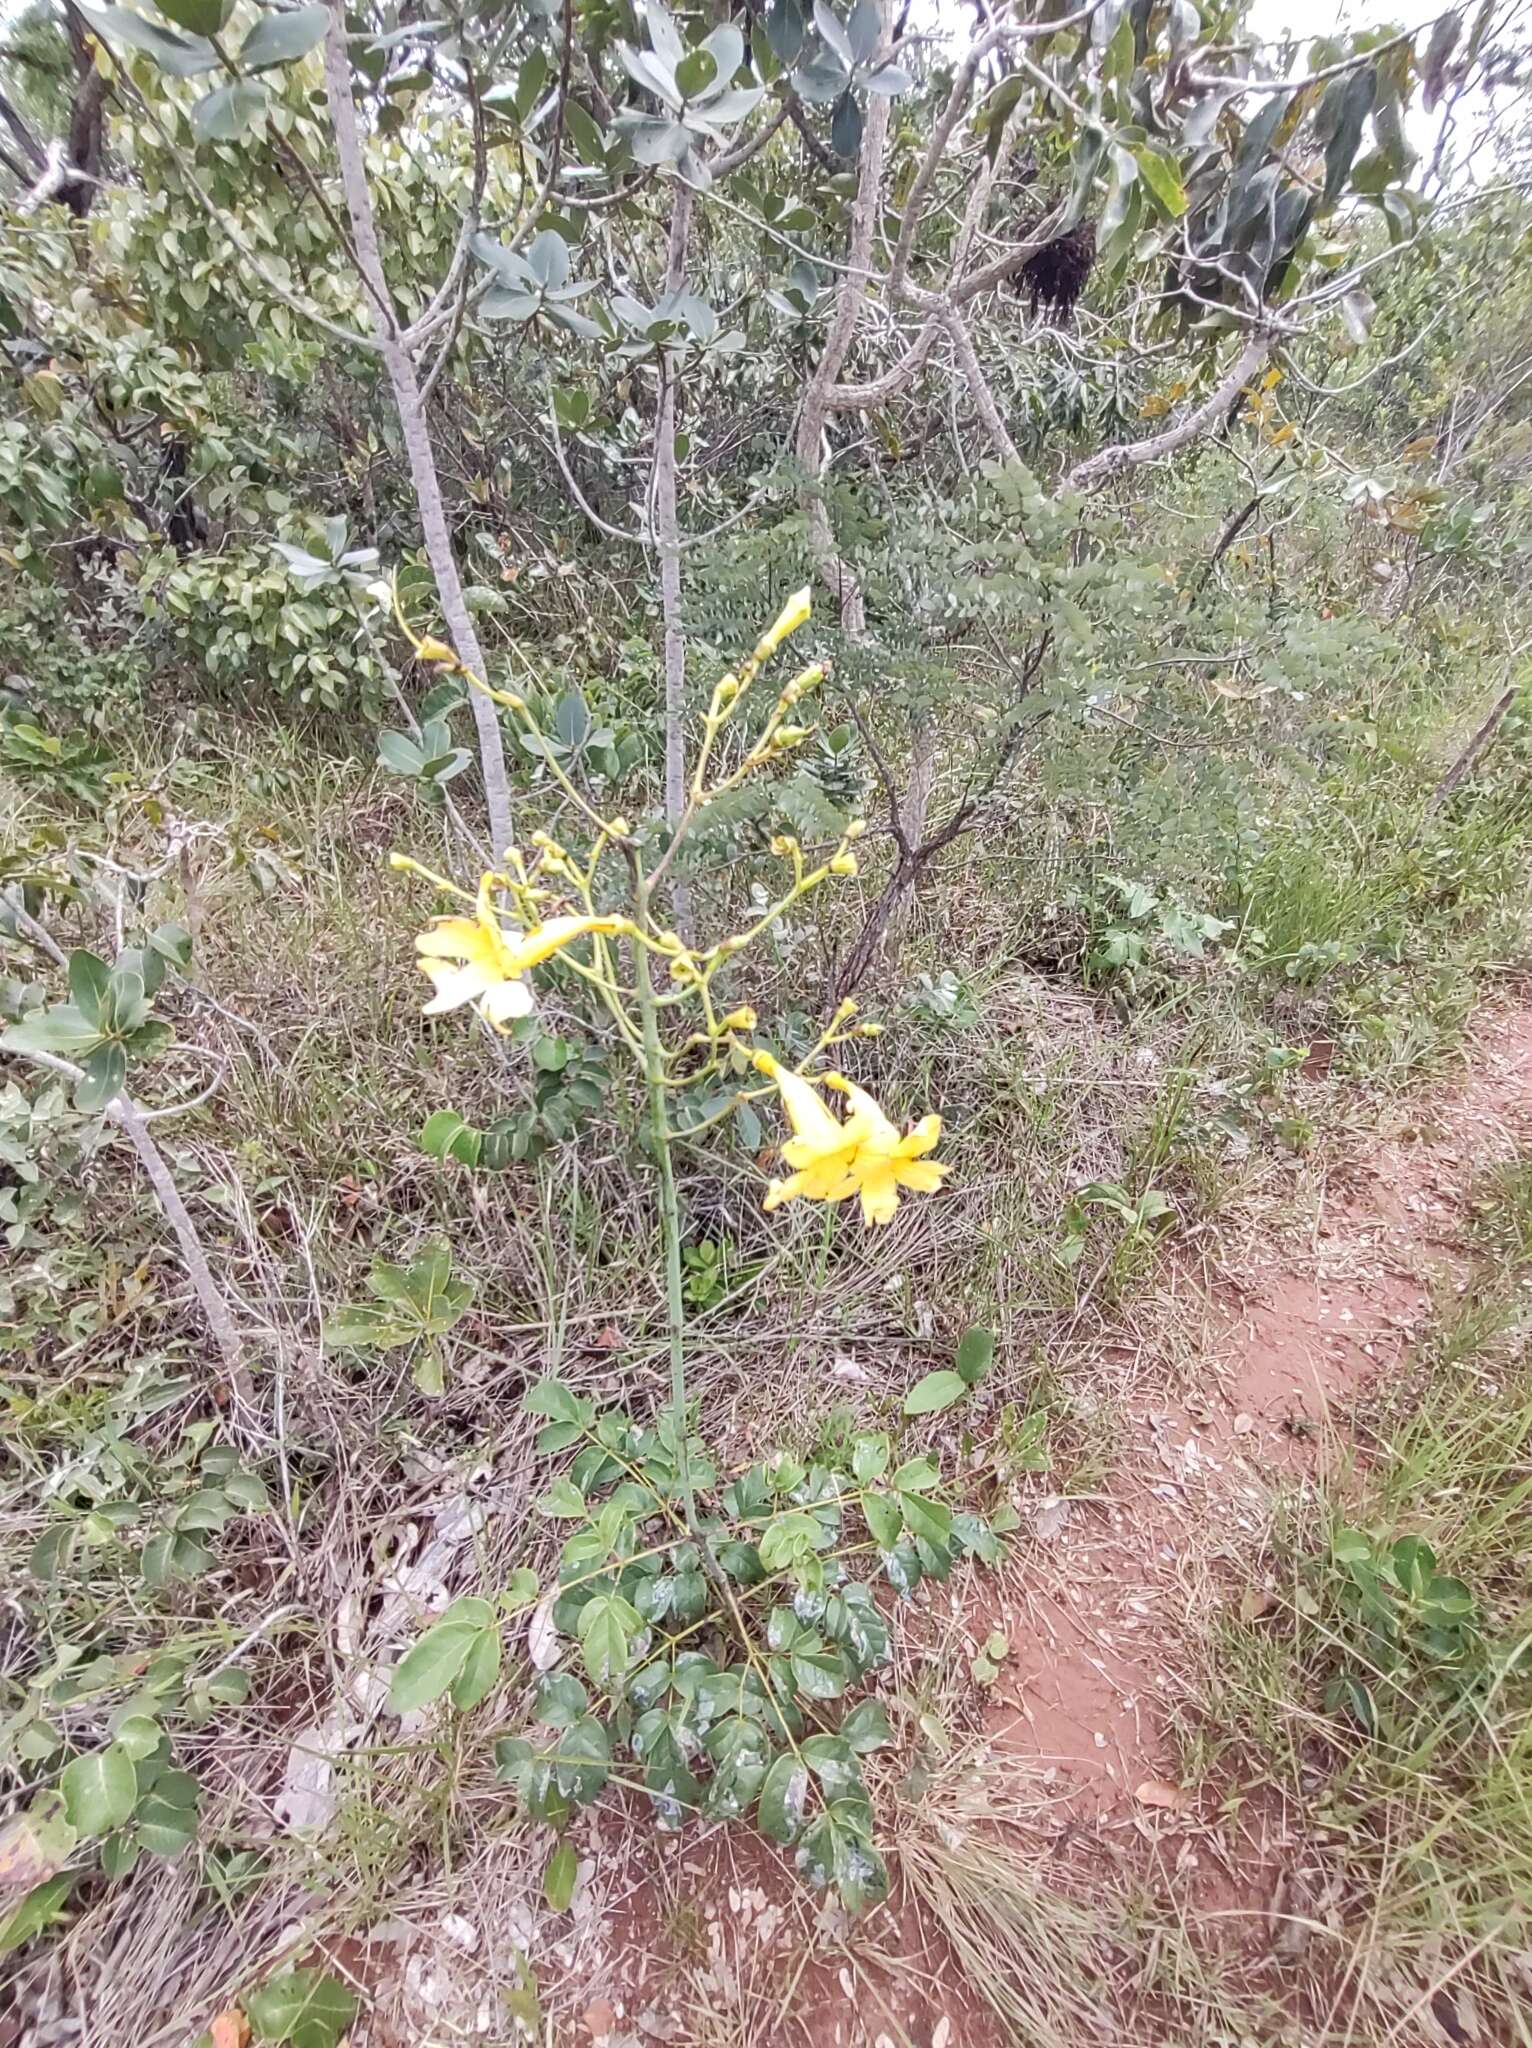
[839,1696,894,1754]
[60,1744,137,1839]
[2,1006,104,1059]
[862,1491,902,1550]
[955,1326,995,1386]
[377,730,425,776]
[240,3,331,69]
[0,1875,74,1957]
[850,1433,889,1483]
[553,1714,610,1802]
[67,951,111,1026]
[321,1303,405,1349]
[420,1109,482,1166]
[155,0,232,32]
[74,1041,127,1113]
[800,1731,861,1797]
[543,1838,578,1911]
[449,1624,501,1710]
[897,1491,952,1548]
[903,1369,967,1417]
[790,1645,847,1700]
[111,1713,162,1762]
[135,1776,200,1857]
[190,78,270,143]
[246,1968,357,2048]
[150,921,194,968]
[76,4,219,75]
[387,1619,476,1713]
[576,1590,640,1688]
[1132,144,1186,219]
[522,1378,582,1424]
[757,1752,810,1843]
[539,1475,586,1519]
[534,1671,589,1727]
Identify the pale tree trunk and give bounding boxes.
[653,180,695,929]
[321,5,515,858]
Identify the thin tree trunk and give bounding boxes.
[653,181,695,930]
[321,5,514,858]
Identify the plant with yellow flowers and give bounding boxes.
[367,588,1005,1917]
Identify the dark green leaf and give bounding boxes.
[156,0,232,32]
[955,1326,995,1385]
[67,951,110,1026]
[839,1696,894,1754]
[757,1751,810,1843]
[830,88,862,159]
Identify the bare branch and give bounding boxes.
[1065,332,1272,493]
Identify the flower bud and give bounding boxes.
[721,1006,758,1032]
[845,818,868,840]
[755,586,811,659]
[858,1020,884,1037]
[829,851,858,877]
[607,816,630,836]
[773,725,810,748]
[415,635,459,669]
[769,835,799,858]
[833,997,858,1023]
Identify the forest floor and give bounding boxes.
[333,1000,1532,2048]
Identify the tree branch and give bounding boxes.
[1064,332,1272,493]
[321,1,515,856]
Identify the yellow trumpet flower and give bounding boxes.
[753,1052,862,1209]
[825,1074,948,1226]
[755,586,812,661]
[415,876,622,1030]
[753,1055,947,1226]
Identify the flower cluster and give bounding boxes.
[384,582,947,1229]
[752,1052,946,1227]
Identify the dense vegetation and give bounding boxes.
[2,0,1530,2039]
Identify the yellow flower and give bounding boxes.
[415,877,620,1030]
[827,1074,948,1225]
[754,1055,948,1225]
[752,1052,862,1210]
[415,635,460,669]
[755,586,812,660]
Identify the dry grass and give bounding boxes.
[4,656,1532,2045]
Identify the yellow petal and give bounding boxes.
[480,977,535,1025]
[421,962,488,1015]
[893,1158,947,1193]
[856,1165,901,1226]
[416,916,489,963]
[772,1067,847,1154]
[756,586,811,659]
[897,1114,943,1159]
[509,914,624,969]
[831,1077,900,1150]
